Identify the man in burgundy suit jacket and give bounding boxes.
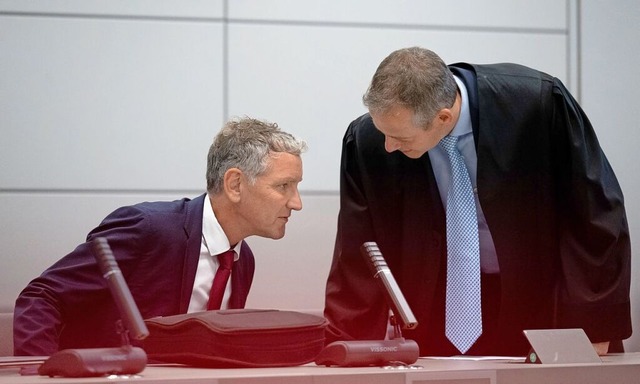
[14,117,307,356]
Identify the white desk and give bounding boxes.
[1,353,639,384]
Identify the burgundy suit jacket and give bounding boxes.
[14,194,255,356]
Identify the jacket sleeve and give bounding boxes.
[13,206,149,356]
[323,119,390,344]
[552,78,632,342]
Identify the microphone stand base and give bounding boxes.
[38,346,147,377]
[315,338,419,367]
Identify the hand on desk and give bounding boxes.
[592,341,610,356]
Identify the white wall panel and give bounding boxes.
[0,16,224,190]
[229,0,566,30]
[245,195,339,311]
[0,0,223,18]
[228,24,567,191]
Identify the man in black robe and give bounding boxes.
[324,47,631,356]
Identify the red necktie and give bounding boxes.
[207,250,235,310]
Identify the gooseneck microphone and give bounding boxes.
[315,241,420,367]
[38,237,148,377]
[93,237,149,341]
[361,242,418,331]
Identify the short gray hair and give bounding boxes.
[363,47,458,127]
[206,117,307,194]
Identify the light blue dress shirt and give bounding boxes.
[428,76,500,274]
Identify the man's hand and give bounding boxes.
[592,341,610,356]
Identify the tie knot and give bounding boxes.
[439,135,459,154]
[217,250,235,270]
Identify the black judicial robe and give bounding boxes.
[323,63,632,355]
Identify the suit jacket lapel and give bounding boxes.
[449,64,480,148]
[179,193,206,313]
[229,240,255,308]
[229,268,245,309]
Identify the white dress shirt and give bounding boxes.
[187,194,242,312]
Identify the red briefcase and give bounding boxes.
[143,309,327,368]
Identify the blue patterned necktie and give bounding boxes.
[439,135,482,354]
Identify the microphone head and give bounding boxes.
[360,241,418,330]
[93,237,119,277]
[360,242,388,275]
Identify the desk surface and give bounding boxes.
[1,353,639,384]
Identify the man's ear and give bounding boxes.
[223,168,243,203]
[436,108,454,125]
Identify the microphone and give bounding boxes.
[360,242,417,331]
[93,237,149,340]
[38,237,148,377]
[315,241,420,367]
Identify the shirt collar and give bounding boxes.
[202,194,241,259]
[448,75,472,137]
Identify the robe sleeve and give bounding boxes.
[552,78,632,342]
[323,119,390,344]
